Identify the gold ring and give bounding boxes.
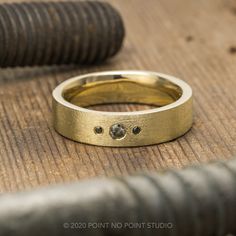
[52,71,193,147]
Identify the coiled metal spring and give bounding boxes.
[0,1,125,67]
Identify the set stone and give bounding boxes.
[109,124,126,139]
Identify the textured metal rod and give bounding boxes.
[0,1,125,67]
[0,159,235,236]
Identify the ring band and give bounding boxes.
[52,70,193,147]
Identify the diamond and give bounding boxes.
[109,123,126,140]
[94,126,103,134]
[132,126,141,135]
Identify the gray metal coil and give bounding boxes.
[0,159,235,236]
[0,1,125,67]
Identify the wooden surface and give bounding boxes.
[1,0,236,192]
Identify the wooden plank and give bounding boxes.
[0,0,236,192]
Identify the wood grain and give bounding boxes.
[0,0,236,192]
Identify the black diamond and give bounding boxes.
[132,126,141,135]
[94,126,103,134]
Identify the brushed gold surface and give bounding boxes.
[52,71,193,147]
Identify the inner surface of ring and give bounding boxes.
[62,74,183,109]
